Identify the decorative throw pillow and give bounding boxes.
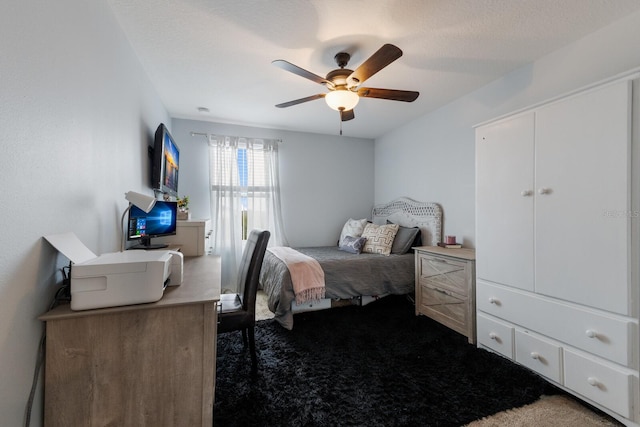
[361,223,399,256]
[389,224,421,254]
[338,236,367,254]
[338,218,368,246]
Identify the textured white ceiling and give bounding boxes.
[107,0,640,138]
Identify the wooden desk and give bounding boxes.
[39,255,221,427]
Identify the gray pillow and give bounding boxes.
[388,223,420,254]
[339,236,367,254]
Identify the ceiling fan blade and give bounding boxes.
[357,87,419,102]
[275,93,325,108]
[347,44,403,87]
[272,60,334,87]
[340,109,355,122]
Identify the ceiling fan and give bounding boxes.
[272,44,419,133]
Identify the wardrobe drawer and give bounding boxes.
[477,314,513,359]
[515,330,562,383]
[564,349,634,419]
[477,281,635,367]
[418,254,469,297]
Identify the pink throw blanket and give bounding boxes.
[268,247,326,304]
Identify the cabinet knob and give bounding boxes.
[530,352,540,360]
[489,332,498,340]
[538,187,551,195]
[489,297,499,305]
[521,190,533,197]
[585,329,598,339]
[587,377,600,387]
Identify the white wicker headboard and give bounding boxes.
[371,197,442,247]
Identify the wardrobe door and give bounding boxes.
[534,81,631,315]
[476,113,535,291]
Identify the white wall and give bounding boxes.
[375,9,640,248]
[0,1,169,425]
[171,119,375,247]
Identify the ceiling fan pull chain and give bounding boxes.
[339,109,344,135]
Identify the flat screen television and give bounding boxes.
[151,123,180,197]
[126,200,177,249]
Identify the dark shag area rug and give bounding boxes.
[214,295,558,426]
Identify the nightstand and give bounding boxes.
[414,246,476,344]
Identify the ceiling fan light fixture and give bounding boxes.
[325,90,359,112]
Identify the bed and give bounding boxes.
[260,198,443,329]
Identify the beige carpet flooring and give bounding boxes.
[255,290,275,321]
[254,292,623,426]
[466,394,622,427]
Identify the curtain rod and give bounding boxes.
[190,131,282,143]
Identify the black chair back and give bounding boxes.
[237,229,270,315]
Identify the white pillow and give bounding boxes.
[361,223,399,256]
[339,218,368,246]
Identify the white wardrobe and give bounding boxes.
[475,75,639,426]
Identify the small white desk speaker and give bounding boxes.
[168,250,183,286]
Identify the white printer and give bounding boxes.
[44,232,174,311]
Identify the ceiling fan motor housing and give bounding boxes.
[326,68,354,89]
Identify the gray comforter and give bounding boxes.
[260,246,415,329]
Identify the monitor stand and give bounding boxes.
[128,236,168,250]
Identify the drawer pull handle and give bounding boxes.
[489,297,500,305]
[585,329,598,339]
[587,377,600,387]
[530,352,540,360]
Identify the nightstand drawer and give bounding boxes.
[417,254,469,297]
[419,284,467,334]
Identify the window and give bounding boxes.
[209,135,287,291]
[210,140,271,240]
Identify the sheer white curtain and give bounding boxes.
[209,135,288,292]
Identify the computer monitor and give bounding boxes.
[151,123,180,197]
[126,200,177,249]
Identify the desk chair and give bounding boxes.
[218,229,270,373]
